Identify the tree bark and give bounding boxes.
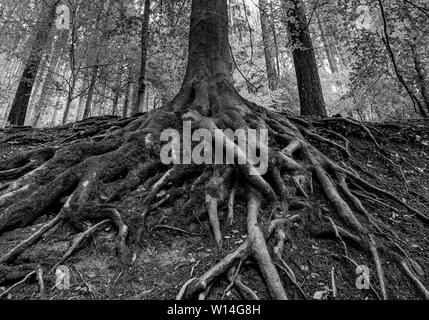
[377,0,428,118]
[32,30,70,127]
[411,45,429,115]
[62,77,77,124]
[259,0,279,90]
[75,85,87,121]
[283,0,327,117]
[316,12,338,74]
[170,0,244,117]
[122,64,134,118]
[7,2,58,125]
[135,0,152,115]
[50,62,68,126]
[112,63,124,116]
[83,63,99,119]
[26,35,57,126]
[270,0,281,79]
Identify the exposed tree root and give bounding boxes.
[0,270,36,300]
[206,194,223,248]
[36,265,45,300]
[50,219,111,273]
[0,212,65,264]
[0,95,428,300]
[152,224,201,237]
[227,182,237,225]
[397,257,429,299]
[303,129,351,158]
[345,171,429,224]
[314,117,381,150]
[247,190,288,300]
[179,210,304,300]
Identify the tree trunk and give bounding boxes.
[26,35,57,126]
[412,48,429,115]
[2,0,426,302]
[97,78,110,116]
[333,33,348,69]
[50,62,67,127]
[83,63,99,119]
[7,3,58,125]
[32,30,70,127]
[122,65,134,117]
[283,0,327,117]
[135,0,152,115]
[377,0,427,118]
[171,0,240,116]
[75,88,87,122]
[62,78,77,124]
[316,12,338,74]
[33,56,64,127]
[112,66,124,116]
[259,0,279,90]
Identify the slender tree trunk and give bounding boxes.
[377,0,427,118]
[333,33,348,68]
[98,78,110,116]
[34,50,66,127]
[7,2,58,125]
[122,63,135,117]
[51,62,67,126]
[51,95,63,127]
[271,20,281,78]
[316,12,338,74]
[283,0,327,117]
[75,88,87,121]
[259,0,279,90]
[411,45,429,114]
[112,67,123,116]
[123,82,132,117]
[32,30,70,127]
[62,78,76,124]
[112,90,120,116]
[26,34,57,126]
[135,0,152,115]
[83,63,99,119]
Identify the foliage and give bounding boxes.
[0,0,428,126]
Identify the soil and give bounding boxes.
[0,116,428,300]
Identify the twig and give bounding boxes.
[50,219,111,273]
[0,271,36,300]
[222,260,243,300]
[0,213,65,264]
[176,278,198,300]
[152,225,202,237]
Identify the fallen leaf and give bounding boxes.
[313,290,329,300]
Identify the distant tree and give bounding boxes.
[283,0,327,117]
[136,0,152,114]
[7,1,59,125]
[259,0,279,90]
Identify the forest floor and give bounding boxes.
[0,115,428,300]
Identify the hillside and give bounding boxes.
[1,116,427,300]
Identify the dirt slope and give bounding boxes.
[0,116,428,300]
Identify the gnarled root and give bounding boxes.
[180,194,296,300]
[0,98,428,300]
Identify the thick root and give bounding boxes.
[0,99,427,301]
